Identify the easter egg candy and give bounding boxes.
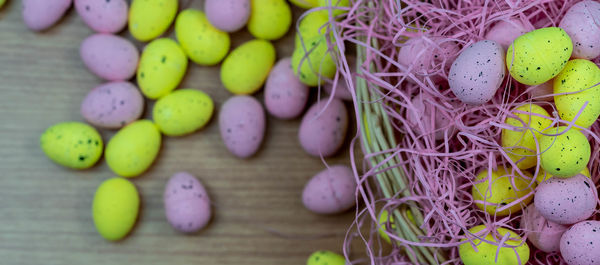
[449,40,506,104]
[307,251,345,265]
[407,96,456,141]
[92,177,139,241]
[560,221,600,265]
[506,27,572,85]
[137,38,188,99]
[299,99,348,157]
[81,82,144,129]
[204,0,250,32]
[399,37,459,78]
[535,167,590,184]
[289,0,318,9]
[539,126,590,177]
[153,89,214,136]
[554,59,600,128]
[74,0,128,33]
[164,172,212,233]
[317,0,350,16]
[80,34,139,81]
[175,9,230,66]
[501,103,552,169]
[40,122,103,169]
[247,0,291,41]
[264,57,309,119]
[302,165,356,215]
[221,39,275,95]
[378,210,398,244]
[22,0,71,31]
[528,80,554,101]
[105,120,161,177]
[560,1,600,60]
[520,204,568,252]
[292,34,337,86]
[484,19,529,49]
[219,96,266,158]
[459,225,530,265]
[297,10,329,42]
[471,166,535,216]
[534,174,597,225]
[128,0,177,42]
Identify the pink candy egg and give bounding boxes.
[302,165,356,215]
[560,1,600,60]
[484,18,529,49]
[323,55,356,101]
[298,99,348,157]
[219,96,266,158]
[74,0,128,33]
[80,34,139,81]
[560,221,600,265]
[81,82,144,129]
[264,57,309,120]
[534,174,597,225]
[520,204,568,253]
[406,97,455,141]
[22,0,72,31]
[205,0,250,32]
[164,172,212,233]
[398,37,458,79]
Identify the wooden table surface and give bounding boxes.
[0,1,364,264]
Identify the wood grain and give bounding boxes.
[0,1,365,264]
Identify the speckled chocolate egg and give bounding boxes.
[520,204,568,252]
[219,96,266,158]
[298,99,348,157]
[221,39,276,95]
[307,250,346,265]
[93,177,139,241]
[74,0,128,33]
[449,40,506,104]
[471,166,535,216]
[406,97,456,140]
[128,0,177,42]
[560,1,600,60]
[540,126,590,177]
[247,0,291,40]
[175,9,230,66]
[164,172,212,233]
[554,59,600,128]
[40,122,103,169]
[80,34,139,81]
[81,82,144,129]
[534,174,597,225]
[459,225,530,265]
[302,165,356,215]
[484,18,529,48]
[205,0,250,32]
[153,89,214,136]
[105,120,162,177]
[22,0,72,31]
[560,220,600,265]
[137,38,188,99]
[264,57,309,119]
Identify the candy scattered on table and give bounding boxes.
[164,172,212,233]
[93,177,139,241]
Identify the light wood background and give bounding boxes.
[0,1,365,264]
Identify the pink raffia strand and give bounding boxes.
[311,0,600,264]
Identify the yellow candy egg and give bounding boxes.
[540,126,590,177]
[506,27,572,85]
[554,59,600,128]
[105,120,161,177]
[137,38,188,99]
[129,0,177,42]
[153,89,214,136]
[378,210,395,244]
[318,0,350,16]
[40,121,103,169]
[175,9,230,66]
[297,10,329,46]
[535,167,590,184]
[289,0,319,9]
[92,178,139,241]
[459,225,530,265]
[501,104,552,169]
[471,166,535,216]
[221,39,276,94]
[292,34,337,86]
[307,250,345,265]
[247,0,292,41]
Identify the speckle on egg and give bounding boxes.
[560,220,600,265]
[534,174,597,225]
[164,172,212,233]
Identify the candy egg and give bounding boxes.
[264,57,309,119]
[534,174,597,225]
[506,27,572,85]
[535,167,590,184]
[307,251,345,265]
[22,0,72,31]
[92,177,139,241]
[175,9,230,66]
[407,96,456,141]
[484,18,529,49]
[539,126,590,177]
[204,0,250,32]
[292,34,337,86]
[128,0,177,42]
[40,121,103,169]
[378,210,416,244]
[105,120,161,177]
[247,0,292,41]
[299,99,348,157]
[302,165,356,215]
[164,172,212,233]
[153,89,214,136]
[400,37,459,78]
[80,81,144,129]
[560,221,600,265]
[137,38,188,99]
[459,225,530,265]
[297,10,329,42]
[559,1,600,60]
[220,39,275,95]
[520,204,568,252]
[80,34,139,81]
[448,40,506,104]
[317,0,350,16]
[501,103,552,169]
[289,0,318,9]
[528,80,554,101]
[219,96,266,158]
[74,0,128,33]
[471,166,535,216]
[554,59,600,128]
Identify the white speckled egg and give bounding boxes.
[560,1,600,60]
[81,81,144,129]
[74,0,128,33]
[264,57,309,120]
[205,0,250,32]
[80,34,139,81]
[164,172,211,233]
[219,96,266,158]
[534,174,597,225]
[484,19,529,49]
[560,220,600,265]
[520,204,568,252]
[302,165,356,214]
[22,0,72,31]
[298,99,348,157]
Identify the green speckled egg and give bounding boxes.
[506,27,572,85]
[137,38,188,99]
[501,104,552,169]
[307,250,345,265]
[105,120,161,178]
[554,59,600,128]
[40,122,103,169]
[292,34,337,86]
[540,126,590,177]
[129,0,178,42]
[471,166,535,216]
[175,9,230,66]
[153,89,214,136]
[459,225,530,265]
[220,39,276,94]
[247,0,292,40]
